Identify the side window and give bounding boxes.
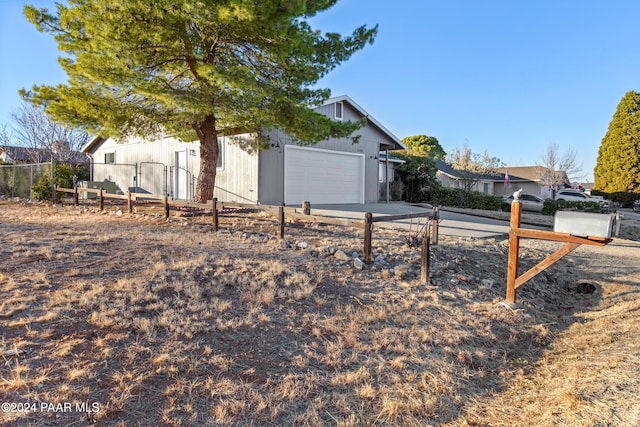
[216,139,224,169]
[335,102,343,121]
[104,152,115,164]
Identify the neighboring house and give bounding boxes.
[0,144,89,164]
[81,95,406,204]
[435,160,505,195]
[433,161,571,199]
[495,166,569,199]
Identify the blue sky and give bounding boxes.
[2,1,639,182]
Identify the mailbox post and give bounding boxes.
[505,200,615,304]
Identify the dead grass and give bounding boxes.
[1,200,639,426]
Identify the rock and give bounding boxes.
[115,210,123,216]
[334,250,352,261]
[374,255,391,268]
[296,241,311,250]
[279,239,291,249]
[354,258,364,270]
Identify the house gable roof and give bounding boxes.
[321,95,406,151]
[81,136,107,154]
[435,160,510,182]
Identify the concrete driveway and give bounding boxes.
[309,202,532,238]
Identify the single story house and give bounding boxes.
[435,160,506,195]
[495,166,570,199]
[81,95,406,205]
[435,162,569,199]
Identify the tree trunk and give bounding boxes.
[194,116,219,203]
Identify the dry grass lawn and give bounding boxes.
[1,200,639,426]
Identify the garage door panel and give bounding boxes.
[284,146,364,205]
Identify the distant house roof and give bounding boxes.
[1,146,34,163]
[435,160,507,182]
[0,145,89,164]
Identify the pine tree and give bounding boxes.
[21,1,377,202]
[594,90,640,193]
[400,135,446,160]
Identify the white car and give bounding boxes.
[555,189,611,210]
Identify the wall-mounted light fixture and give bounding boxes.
[270,141,282,152]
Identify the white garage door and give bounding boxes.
[284,146,365,205]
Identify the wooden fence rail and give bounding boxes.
[55,185,438,283]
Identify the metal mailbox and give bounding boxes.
[553,211,619,239]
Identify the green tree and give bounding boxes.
[22,1,377,202]
[401,134,446,159]
[594,90,640,193]
[31,163,75,201]
[391,151,439,203]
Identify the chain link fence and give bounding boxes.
[0,163,50,199]
[1,160,197,201]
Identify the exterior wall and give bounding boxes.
[213,134,260,203]
[436,172,459,190]
[258,101,390,204]
[437,174,496,193]
[89,136,200,197]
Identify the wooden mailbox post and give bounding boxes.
[506,200,613,303]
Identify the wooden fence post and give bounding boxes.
[73,186,79,206]
[212,198,219,230]
[364,212,373,264]
[302,200,311,215]
[164,195,170,219]
[421,235,430,283]
[278,205,285,239]
[431,207,439,245]
[99,188,104,211]
[127,191,133,214]
[506,200,522,303]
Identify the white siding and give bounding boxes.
[90,136,200,197]
[213,135,260,203]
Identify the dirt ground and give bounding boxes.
[1,200,639,426]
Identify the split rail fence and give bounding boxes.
[55,185,439,281]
